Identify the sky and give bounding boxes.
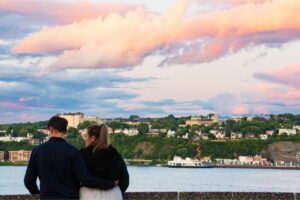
[1,0,300,123]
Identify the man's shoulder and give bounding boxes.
[34,139,79,152]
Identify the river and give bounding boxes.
[0,166,300,194]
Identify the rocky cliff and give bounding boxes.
[265,142,300,162]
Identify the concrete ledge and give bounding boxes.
[0,192,297,200]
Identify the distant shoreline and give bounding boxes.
[215,165,300,170]
[0,161,28,166]
[1,162,300,170]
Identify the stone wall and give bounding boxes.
[0,192,299,200]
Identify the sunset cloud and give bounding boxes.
[254,64,300,89]
[11,0,300,71]
[0,0,138,24]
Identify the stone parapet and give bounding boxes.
[0,192,298,200]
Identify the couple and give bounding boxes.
[24,116,129,199]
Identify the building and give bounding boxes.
[202,156,211,163]
[59,112,84,128]
[278,128,297,136]
[123,128,139,136]
[167,130,176,137]
[0,151,4,161]
[293,126,300,131]
[147,129,160,136]
[0,135,12,142]
[238,156,253,165]
[245,133,256,139]
[9,150,31,162]
[238,155,267,165]
[259,134,268,140]
[83,116,104,124]
[186,114,219,126]
[214,131,225,139]
[215,158,238,165]
[12,137,30,142]
[265,130,274,136]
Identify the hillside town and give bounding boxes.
[1,112,300,167]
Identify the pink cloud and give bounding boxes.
[232,104,248,115]
[18,113,40,122]
[12,0,300,71]
[254,64,300,89]
[0,101,25,108]
[218,0,272,5]
[0,0,139,24]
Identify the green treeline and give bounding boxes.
[110,134,300,161]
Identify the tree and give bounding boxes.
[67,127,79,138]
[77,121,95,130]
[129,115,140,120]
[208,133,216,140]
[137,123,149,135]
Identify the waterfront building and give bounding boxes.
[278,128,296,136]
[215,158,238,165]
[238,156,253,165]
[0,151,4,161]
[8,150,31,162]
[202,156,211,163]
[59,112,84,128]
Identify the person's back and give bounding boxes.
[81,144,129,193]
[79,124,129,200]
[27,137,83,199]
[24,116,115,199]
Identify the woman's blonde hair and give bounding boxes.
[87,124,110,153]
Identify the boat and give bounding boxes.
[167,156,215,168]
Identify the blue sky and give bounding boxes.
[1,0,300,123]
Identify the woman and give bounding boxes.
[80,124,129,200]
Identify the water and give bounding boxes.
[1,166,300,195]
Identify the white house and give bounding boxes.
[265,130,274,136]
[293,126,300,131]
[215,131,225,139]
[167,130,176,137]
[278,128,297,136]
[0,135,12,142]
[123,128,138,136]
[259,134,268,140]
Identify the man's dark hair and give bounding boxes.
[47,116,68,133]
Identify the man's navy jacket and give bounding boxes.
[24,137,114,199]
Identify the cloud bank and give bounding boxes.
[10,0,300,72]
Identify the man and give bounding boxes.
[24,116,116,199]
